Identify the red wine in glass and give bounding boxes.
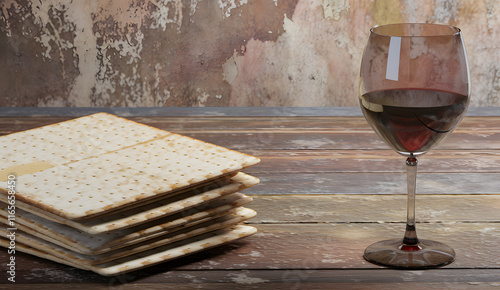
[360,89,468,156]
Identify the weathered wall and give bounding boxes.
[1,0,499,107]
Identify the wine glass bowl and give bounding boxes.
[360,89,468,157]
[359,23,470,269]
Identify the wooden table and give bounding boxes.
[1,107,500,289]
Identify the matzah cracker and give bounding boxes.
[0,225,257,276]
[95,207,256,264]
[0,207,255,265]
[0,240,88,270]
[0,192,253,254]
[0,112,170,180]
[0,172,258,234]
[0,113,260,220]
[7,135,259,220]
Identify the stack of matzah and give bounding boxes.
[0,113,260,276]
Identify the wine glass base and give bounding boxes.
[364,238,455,269]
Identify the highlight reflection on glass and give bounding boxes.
[359,23,470,268]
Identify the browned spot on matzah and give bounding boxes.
[145,212,157,219]
[105,224,116,230]
[201,242,212,248]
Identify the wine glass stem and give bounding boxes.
[404,156,419,245]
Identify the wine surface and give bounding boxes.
[360,89,468,156]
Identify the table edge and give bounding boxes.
[0,107,498,117]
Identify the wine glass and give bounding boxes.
[359,23,470,268]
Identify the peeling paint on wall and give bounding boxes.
[0,0,299,106]
[150,0,183,31]
[322,0,350,21]
[222,51,239,85]
[228,0,357,106]
[402,0,417,23]
[1,0,500,107]
[431,0,461,23]
[219,0,248,18]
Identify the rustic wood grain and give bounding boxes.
[2,115,500,132]
[146,223,500,270]
[3,116,500,151]
[244,149,500,173]
[1,113,500,287]
[249,195,500,223]
[3,223,499,276]
[3,269,500,289]
[250,172,500,195]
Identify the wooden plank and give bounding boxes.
[3,116,500,151]
[0,116,375,134]
[0,117,73,135]
[129,269,500,288]
[3,269,500,288]
[140,115,500,132]
[3,223,499,276]
[244,149,500,173]
[132,116,375,132]
[250,172,500,195]
[249,195,500,223]
[171,223,500,270]
[152,131,500,151]
[2,115,500,134]
[102,268,500,285]
[140,115,500,133]
[6,122,500,150]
